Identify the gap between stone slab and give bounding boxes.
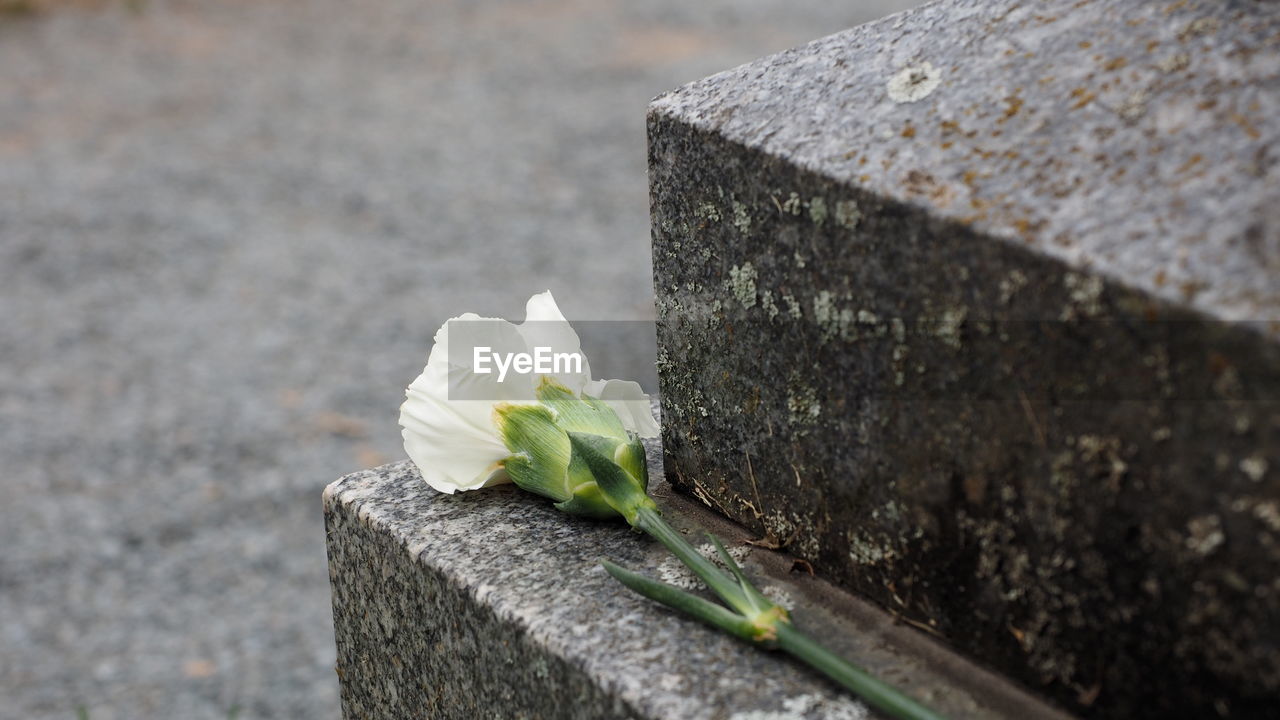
[647,475,1077,720]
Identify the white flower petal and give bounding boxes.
[400,391,510,493]
[400,309,529,493]
[515,290,592,394]
[583,378,660,438]
[399,291,661,495]
[411,313,535,433]
[523,290,569,324]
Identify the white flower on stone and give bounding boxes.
[399,290,658,494]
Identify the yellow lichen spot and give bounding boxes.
[1069,88,1096,109]
[1178,17,1219,41]
[1159,53,1190,73]
[1001,95,1024,122]
[1232,114,1261,140]
[1175,154,1204,174]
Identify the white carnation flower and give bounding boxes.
[398,290,657,494]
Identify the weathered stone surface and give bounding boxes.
[648,1,1280,718]
[323,451,1064,719]
[0,2,924,718]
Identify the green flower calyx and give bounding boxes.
[493,378,650,520]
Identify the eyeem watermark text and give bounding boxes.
[473,346,584,382]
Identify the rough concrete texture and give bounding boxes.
[0,1,921,718]
[648,1,1279,718]
[324,447,1070,720]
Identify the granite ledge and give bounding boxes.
[324,453,1071,720]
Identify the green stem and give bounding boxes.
[776,623,945,720]
[633,505,749,612]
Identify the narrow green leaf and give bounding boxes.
[707,533,775,615]
[601,560,760,643]
[708,533,748,585]
[632,506,751,614]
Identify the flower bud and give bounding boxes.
[492,400,622,519]
[538,377,650,490]
[568,432,656,525]
[493,379,654,520]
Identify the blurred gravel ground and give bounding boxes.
[0,1,917,718]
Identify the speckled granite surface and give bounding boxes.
[650,0,1279,324]
[647,1,1279,718]
[323,451,1067,720]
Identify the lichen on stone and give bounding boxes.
[780,192,803,215]
[887,61,941,103]
[813,291,835,327]
[812,291,855,341]
[1158,52,1190,73]
[847,530,895,566]
[1117,88,1149,122]
[834,199,862,230]
[1241,454,1269,482]
[760,585,796,611]
[658,542,753,591]
[727,263,758,309]
[998,269,1029,304]
[732,200,752,234]
[787,383,821,426]
[761,289,780,320]
[1061,272,1104,320]
[783,294,803,320]
[1185,514,1225,556]
[808,197,828,225]
[933,306,967,349]
[729,693,866,720]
